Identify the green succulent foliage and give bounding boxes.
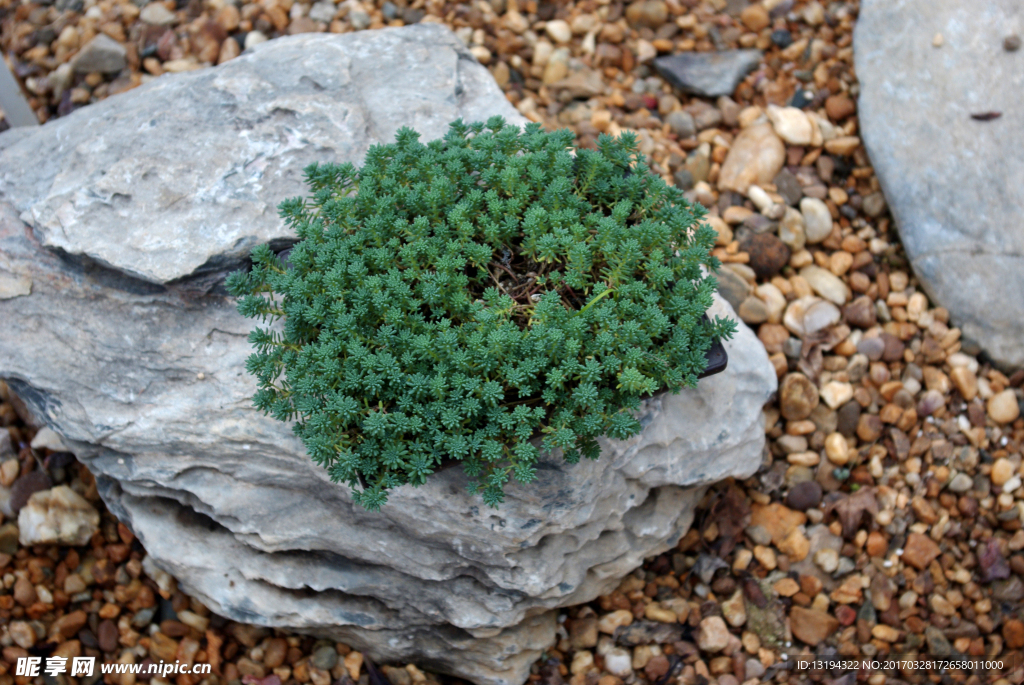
[227,116,736,511]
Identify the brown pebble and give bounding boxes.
[159,619,190,637]
[739,4,769,31]
[780,373,820,421]
[10,470,53,513]
[1005,34,1022,52]
[902,532,940,570]
[842,296,876,328]
[13,576,37,607]
[97,619,119,652]
[50,611,88,640]
[644,654,671,680]
[758,323,790,355]
[263,637,288,669]
[786,481,822,511]
[741,233,790,280]
[880,332,905,362]
[1003,619,1024,649]
[624,0,668,29]
[824,94,856,121]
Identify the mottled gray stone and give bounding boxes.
[0,24,776,685]
[653,49,762,98]
[855,0,1024,368]
[71,34,127,73]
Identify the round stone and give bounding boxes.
[666,110,696,139]
[624,0,668,28]
[544,19,572,44]
[988,389,1021,424]
[824,432,849,465]
[780,373,820,421]
[311,645,339,671]
[799,197,833,244]
[947,473,973,493]
[786,481,822,511]
[741,233,791,280]
[771,29,793,48]
[696,616,730,652]
[991,458,1015,487]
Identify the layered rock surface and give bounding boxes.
[0,24,776,685]
[855,0,1024,368]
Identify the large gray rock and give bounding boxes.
[855,0,1024,369]
[0,25,776,685]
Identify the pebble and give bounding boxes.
[739,4,769,31]
[13,575,37,606]
[843,296,876,328]
[950,366,978,401]
[947,472,973,493]
[696,616,730,652]
[10,470,54,513]
[801,299,840,335]
[860,191,887,217]
[766,105,812,145]
[987,389,1020,423]
[1004,619,1024,649]
[717,123,786,193]
[598,609,633,634]
[741,233,790,280]
[799,199,833,245]
[778,207,806,250]
[902,532,941,569]
[745,524,772,546]
[18,485,100,546]
[786,480,822,511]
[97,619,119,652]
[30,427,68,452]
[72,34,127,74]
[780,373,820,420]
[991,458,1014,487]
[857,336,885,361]
[824,94,856,121]
[824,432,849,465]
[738,296,769,325]
[311,645,339,670]
[880,332,905,362]
[800,265,851,305]
[624,0,668,28]
[721,590,747,627]
[789,607,838,646]
[666,110,695,139]
[771,29,793,48]
[140,2,177,25]
[1006,34,1022,52]
[835,401,861,438]
[603,648,632,677]
[820,381,854,410]
[753,545,776,569]
[308,1,337,23]
[778,528,810,560]
[244,31,269,49]
[814,548,839,573]
[544,20,572,44]
[9,620,36,648]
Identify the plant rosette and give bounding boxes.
[227,116,736,511]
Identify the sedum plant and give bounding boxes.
[226,117,736,511]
